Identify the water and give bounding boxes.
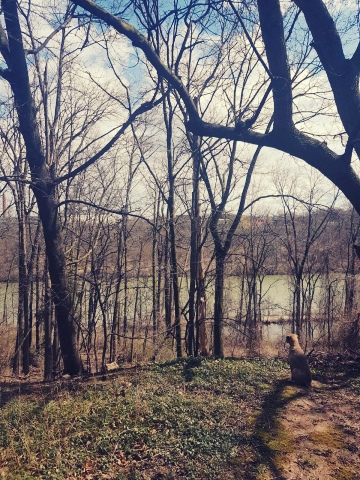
[263,322,289,342]
[0,273,351,344]
[223,275,292,320]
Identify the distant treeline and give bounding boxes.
[0,207,358,282]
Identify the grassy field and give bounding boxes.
[0,357,359,480]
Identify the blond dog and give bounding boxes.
[286,333,312,387]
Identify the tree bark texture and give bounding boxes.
[2,0,82,375]
[213,252,225,357]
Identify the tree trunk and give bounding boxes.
[13,183,28,374]
[187,130,206,357]
[162,91,182,357]
[294,275,302,337]
[43,264,53,381]
[35,244,41,353]
[20,219,30,375]
[187,179,199,356]
[109,233,122,362]
[151,197,160,344]
[197,258,208,357]
[213,251,225,357]
[164,227,172,329]
[3,0,82,376]
[169,216,182,358]
[36,189,83,375]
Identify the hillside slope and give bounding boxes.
[0,358,359,479]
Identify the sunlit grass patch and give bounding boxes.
[0,358,289,479]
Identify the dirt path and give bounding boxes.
[263,380,360,480]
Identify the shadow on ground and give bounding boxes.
[250,379,306,479]
[0,376,86,409]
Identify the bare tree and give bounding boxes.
[71,0,360,219]
[275,172,338,338]
[238,212,275,352]
[0,2,162,374]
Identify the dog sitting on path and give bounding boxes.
[286,333,312,387]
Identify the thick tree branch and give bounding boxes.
[224,117,273,253]
[351,41,360,74]
[294,0,360,148]
[71,0,199,120]
[293,0,346,74]
[70,0,360,217]
[0,174,32,185]
[186,117,360,211]
[57,199,156,228]
[55,94,164,184]
[257,0,293,131]
[2,0,47,175]
[25,8,75,55]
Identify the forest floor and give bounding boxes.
[0,355,359,480]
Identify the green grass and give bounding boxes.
[0,358,291,479]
